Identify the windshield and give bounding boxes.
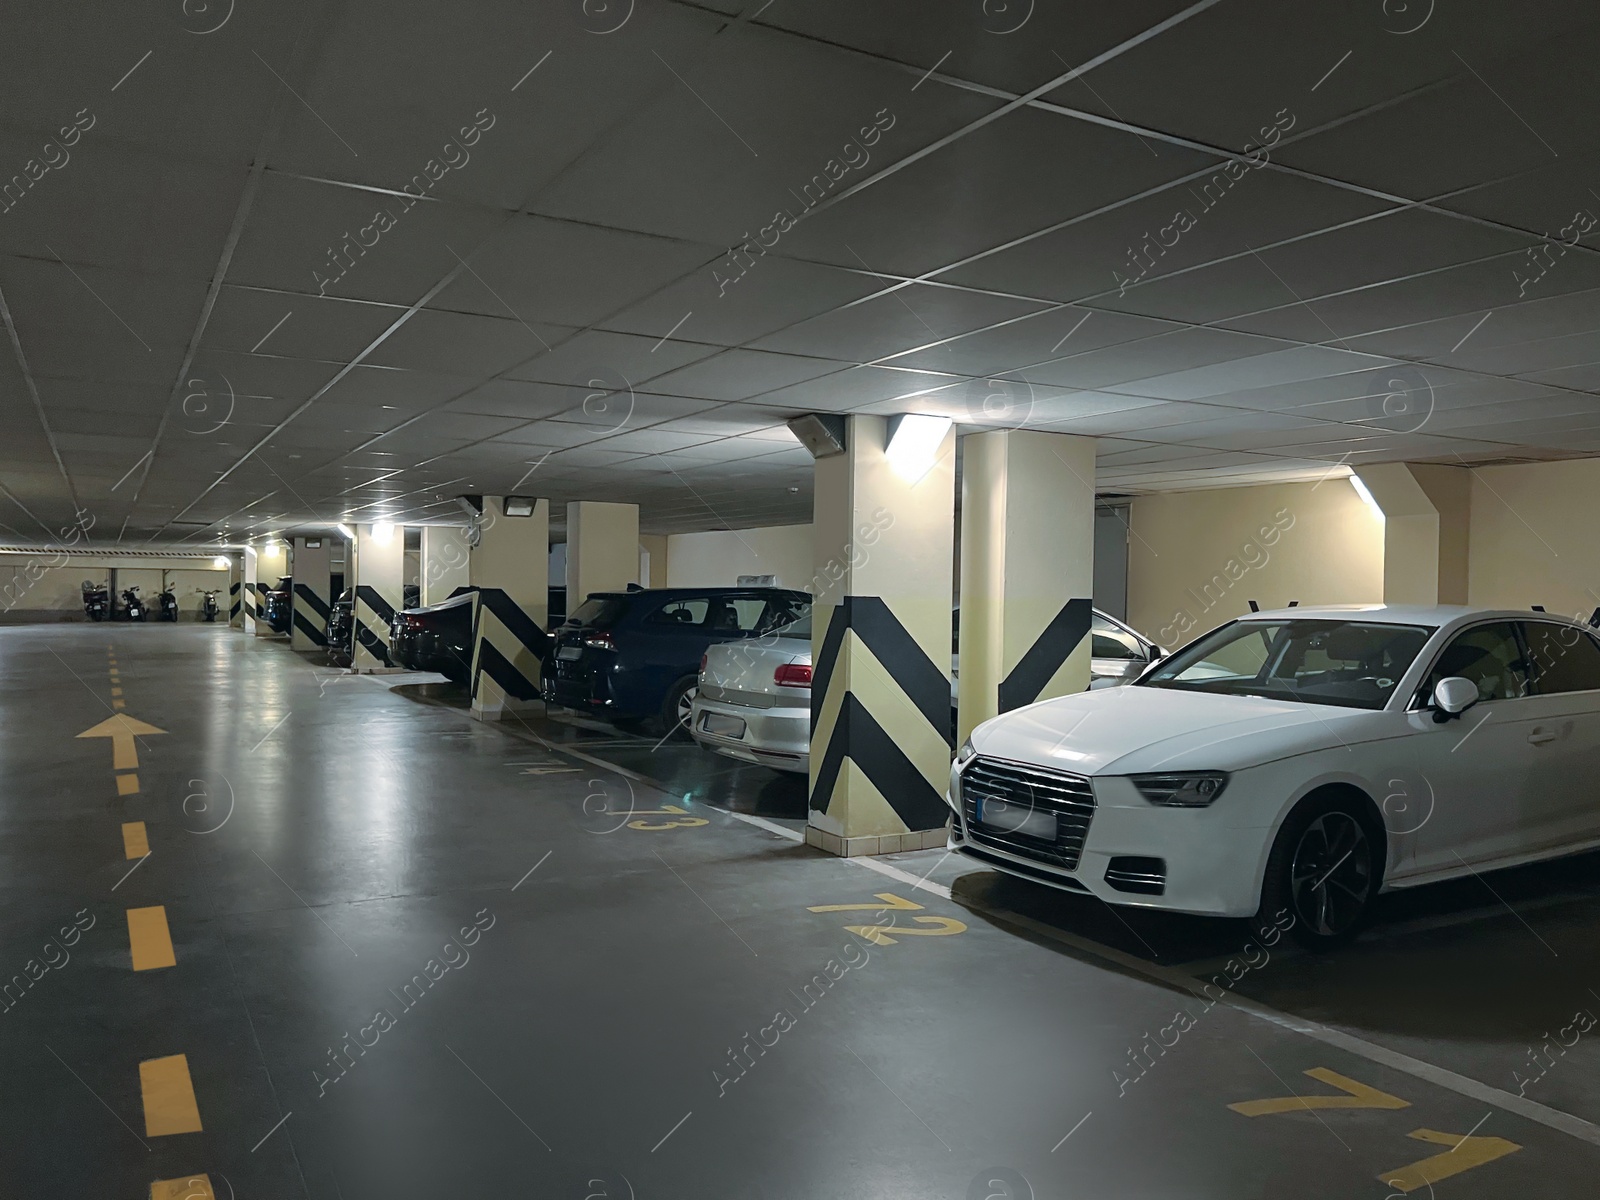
[769,607,812,640]
[1139,619,1433,709]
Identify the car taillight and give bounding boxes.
[700,653,708,673]
[774,663,813,688]
[582,631,616,650]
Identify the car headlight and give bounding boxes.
[955,737,976,766]
[1131,771,1228,807]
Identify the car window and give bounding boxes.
[771,608,812,640]
[567,597,625,628]
[1525,622,1600,695]
[647,598,710,627]
[1143,619,1432,709]
[754,595,808,635]
[1091,615,1144,660]
[1425,622,1531,703]
[727,597,769,632]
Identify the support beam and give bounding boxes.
[352,523,403,669]
[421,525,471,606]
[1354,464,1471,605]
[807,414,955,858]
[228,560,243,628]
[958,430,1097,743]
[468,498,550,720]
[252,539,289,637]
[566,501,639,604]
[290,536,332,651]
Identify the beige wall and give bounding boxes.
[567,501,639,601]
[639,535,669,588]
[1127,478,1385,647]
[0,556,231,621]
[665,524,813,589]
[1467,458,1600,618]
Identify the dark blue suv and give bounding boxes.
[542,587,809,736]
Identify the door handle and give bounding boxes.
[1528,728,1559,745]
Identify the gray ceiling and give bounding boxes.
[4,0,1600,543]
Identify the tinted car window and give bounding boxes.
[1144,619,1432,709]
[647,598,709,627]
[1526,622,1600,694]
[1425,622,1531,702]
[771,608,812,640]
[568,598,625,628]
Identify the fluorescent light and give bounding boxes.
[1349,474,1384,520]
[372,521,395,543]
[884,414,952,482]
[337,523,356,541]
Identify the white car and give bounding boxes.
[691,608,1160,775]
[950,605,1600,950]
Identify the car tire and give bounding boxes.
[657,676,698,740]
[1255,791,1381,953]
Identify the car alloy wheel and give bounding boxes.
[1288,812,1372,939]
[676,684,697,727]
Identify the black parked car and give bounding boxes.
[326,588,354,666]
[391,588,476,682]
[262,576,292,634]
[542,587,809,736]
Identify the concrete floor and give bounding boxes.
[9,625,1600,1197]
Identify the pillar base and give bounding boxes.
[470,696,546,723]
[805,822,950,857]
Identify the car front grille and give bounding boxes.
[960,756,1096,871]
[698,683,778,709]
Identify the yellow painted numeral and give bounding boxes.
[807,892,925,914]
[846,916,967,944]
[627,805,709,830]
[1379,1128,1521,1193]
[1229,1067,1410,1117]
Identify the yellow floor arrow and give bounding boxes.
[76,713,166,771]
[1380,1128,1522,1193]
[1230,1067,1410,1116]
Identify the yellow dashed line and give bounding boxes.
[151,1176,215,1200]
[113,699,126,710]
[139,1054,203,1136]
[122,822,149,859]
[111,687,123,697]
[117,773,140,796]
[127,906,177,971]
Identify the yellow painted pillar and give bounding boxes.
[806,414,955,857]
[352,523,404,669]
[1354,464,1471,605]
[566,501,639,603]
[468,497,550,720]
[290,535,332,651]
[958,430,1097,744]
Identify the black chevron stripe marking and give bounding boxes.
[810,596,950,746]
[291,609,328,646]
[475,638,540,701]
[478,587,549,660]
[808,692,949,831]
[354,618,391,666]
[293,583,331,621]
[997,597,1093,713]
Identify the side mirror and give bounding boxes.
[1431,676,1479,722]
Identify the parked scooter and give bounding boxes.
[201,589,220,623]
[158,585,179,622]
[121,586,147,622]
[81,580,110,622]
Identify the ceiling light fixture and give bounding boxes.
[884,414,952,482]
[1348,474,1385,521]
[337,523,356,541]
[213,555,229,568]
[372,521,395,543]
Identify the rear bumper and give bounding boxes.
[689,696,809,774]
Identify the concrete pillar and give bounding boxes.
[352,523,404,669]
[468,497,550,720]
[806,414,955,858]
[566,501,639,604]
[242,545,261,632]
[958,430,1097,743]
[228,560,243,628]
[421,525,472,606]
[290,535,333,651]
[1354,464,1471,605]
[253,539,289,636]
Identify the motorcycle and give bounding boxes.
[81,580,109,622]
[121,586,146,622]
[158,586,179,622]
[201,589,220,623]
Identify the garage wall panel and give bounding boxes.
[1127,479,1384,648]
[1468,458,1600,618]
[664,524,812,588]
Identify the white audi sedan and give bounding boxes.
[950,605,1600,950]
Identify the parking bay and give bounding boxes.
[14,626,1600,1195]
